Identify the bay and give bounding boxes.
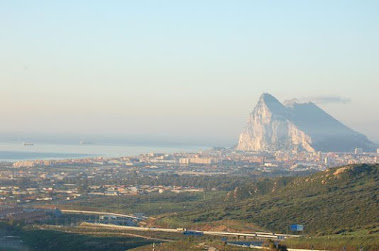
[0,142,206,162]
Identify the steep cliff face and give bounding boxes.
[237,93,376,152]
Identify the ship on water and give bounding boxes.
[80,140,93,145]
[23,142,34,146]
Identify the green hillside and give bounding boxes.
[174,164,378,234]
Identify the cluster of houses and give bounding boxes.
[0,207,61,223]
[0,183,204,206]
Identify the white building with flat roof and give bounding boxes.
[354,148,363,154]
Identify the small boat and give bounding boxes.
[80,140,92,145]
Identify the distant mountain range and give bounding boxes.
[237,93,377,152]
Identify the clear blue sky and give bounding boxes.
[1,1,378,145]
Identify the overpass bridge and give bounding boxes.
[60,209,149,220]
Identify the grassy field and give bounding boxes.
[1,223,155,251]
[22,229,153,251]
[283,229,379,251]
[54,191,226,217]
[130,239,252,251]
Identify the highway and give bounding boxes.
[81,222,301,240]
[61,210,300,240]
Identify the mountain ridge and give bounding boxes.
[173,164,378,235]
[226,163,379,233]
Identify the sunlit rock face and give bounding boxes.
[237,93,377,152]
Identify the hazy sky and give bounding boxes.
[1,1,379,145]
